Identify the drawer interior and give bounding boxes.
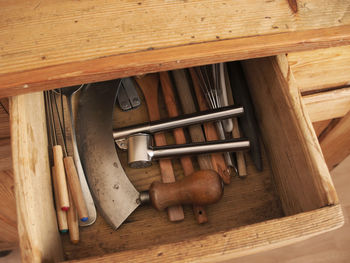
[61,72,283,260]
[10,54,341,262]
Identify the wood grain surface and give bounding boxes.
[313,119,333,137]
[230,156,350,263]
[320,111,350,170]
[0,0,350,96]
[0,101,18,251]
[288,45,350,93]
[10,92,63,261]
[67,205,343,263]
[242,55,338,215]
[303,86,350,122]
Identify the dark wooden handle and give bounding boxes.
[149,170,223,211]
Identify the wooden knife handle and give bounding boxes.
[64,156,89,222]
[67,187,79,244]
[149,170,223,211]
[51,166,68,233]
[53,145,70,211]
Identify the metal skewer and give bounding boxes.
[194,65,236,172]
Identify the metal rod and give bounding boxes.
[113,105,244,140]
[60,89,67,149]
[53,92,68,154]
[44,91,54,148]
[152,139,250,159]
[47,91,58,146]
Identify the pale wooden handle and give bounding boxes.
[67,187,79,244]
[159,71,208,224]
[150,170,223,211]
[53,145,70,210]
[64,156,89,221]
[51,166,68,233]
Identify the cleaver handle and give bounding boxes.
[146,170,223,211]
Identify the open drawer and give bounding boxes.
[10,54,343,262]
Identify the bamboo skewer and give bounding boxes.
[159,71,208,224]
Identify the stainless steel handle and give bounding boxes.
[127,133,250,168]
[113,105,244,140]
[152,139,250,159]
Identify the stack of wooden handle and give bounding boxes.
[136,63,247,224]
[45,91,88,244]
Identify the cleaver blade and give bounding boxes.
[76,80,140,230]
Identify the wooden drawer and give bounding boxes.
[9,54,343,262]
[287,46,350,170]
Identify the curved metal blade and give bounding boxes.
[76,80,140,230]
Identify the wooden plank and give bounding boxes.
[10,92,63,261]
[0,170,18,251]
[288,45,350,93]
[320,111,350,170]
[313,120,332,137]
[303,86,350,122]
[0,0,350,97]
[67,205,344,263]
[242,55,338,216]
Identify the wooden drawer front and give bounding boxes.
[288,46,350,170]
[1,1,350,97]
[10,55,342,262]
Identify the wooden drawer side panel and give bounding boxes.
[242,55,338,216]
[10,93,63,262]
[68,205,344,263]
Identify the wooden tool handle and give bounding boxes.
[159,71,208,224]
[136,74,185,222]
[149,170,223,211]
[189,68,231,184]
[64,156,89,222]
[172,69,213,169]
[53,145,70,210]
[51,166,68,233]
[224,65,248,177]
[67,187,79,244]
